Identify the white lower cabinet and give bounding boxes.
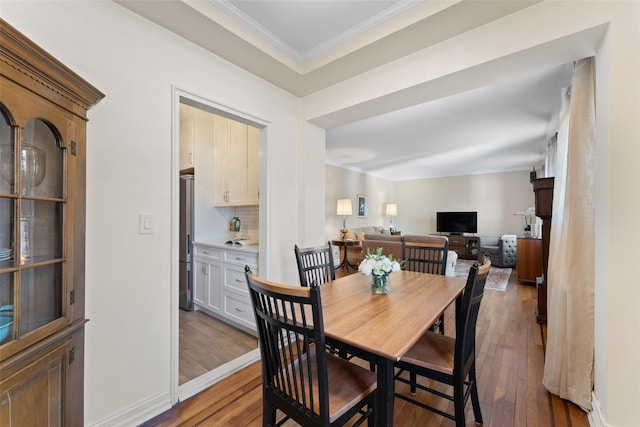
[194,257,222,312]
[193,243,258,333]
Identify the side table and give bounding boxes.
[331,239,361,271]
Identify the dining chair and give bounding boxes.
[294,243,374,367]
[294,242,336,287]
[245,270,377,426]
[403,238,449,334]
[394,258,491,427]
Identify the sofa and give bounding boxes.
[340,226,395,264]
[341,228,457,276]
[476,235,517,268]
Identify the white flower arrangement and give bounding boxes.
[358,247,403,277]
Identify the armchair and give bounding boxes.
[477,235,517,268]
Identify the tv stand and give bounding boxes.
[448,235,479,260]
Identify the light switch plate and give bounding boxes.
[139,213,153,234]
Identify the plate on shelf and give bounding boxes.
[0,248,13,261]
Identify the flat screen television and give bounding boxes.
[436,211,477,235]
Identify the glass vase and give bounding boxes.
[369,274,390,294]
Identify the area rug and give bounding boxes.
[453,259,511,292]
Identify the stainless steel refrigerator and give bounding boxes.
[179,174,194,310]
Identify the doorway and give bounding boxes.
[172,87,268,402]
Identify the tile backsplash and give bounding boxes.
[229,206,259,241]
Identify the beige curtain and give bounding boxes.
[542,57,595,411]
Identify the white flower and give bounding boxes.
[358,247,403,277]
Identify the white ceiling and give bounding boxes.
[116,0,572,180]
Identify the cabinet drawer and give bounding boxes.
[449,236,465,246]
[224,250,258,268]
[223,264,257,294]
[194,245,222,260]
[224,293,255,329]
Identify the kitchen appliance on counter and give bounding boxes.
[179,174,194,311]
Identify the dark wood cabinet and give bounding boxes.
[532,177,554,323]
[448,235,479,259]
[0,19,103,426]
[517,237,543,283]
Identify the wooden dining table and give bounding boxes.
[319,270,467,427]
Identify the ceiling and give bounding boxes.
[116,0,572,181]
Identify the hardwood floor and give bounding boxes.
[179,309,258,385]
[151,269,589,426]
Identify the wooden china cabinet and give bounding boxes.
[532,176,554,324]
[0,19,103,425]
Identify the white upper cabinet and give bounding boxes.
[246,125,260,203]
[213,116,259,206]
[179,104,196,171]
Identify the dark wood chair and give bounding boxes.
[245,270,377,426]
[403,238,449,334]
[294,242,335,287]
[393,258,491,427]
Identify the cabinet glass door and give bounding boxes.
[0,111,66,345]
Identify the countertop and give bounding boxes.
[193,240,259,254]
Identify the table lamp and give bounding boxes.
[336,199,352,240]
[386,203,397,231]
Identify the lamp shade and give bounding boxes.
[336,199,352,216]
[385,203,398,216]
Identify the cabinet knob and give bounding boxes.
[235,307,246,313]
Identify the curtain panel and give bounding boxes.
[542,57,596,411]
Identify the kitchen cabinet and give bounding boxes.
[0,19,104,426]
[180,104,216,172]
[212,117,259,206]
[193,245,222,312]
[193,243,258,333]
[179,110,194,171]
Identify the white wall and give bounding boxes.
[393,171,534,236]
[298,122,327,247]
[325,168,533,237]
[2,1,304,425]
[325,165,395,241]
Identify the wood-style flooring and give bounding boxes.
[151,267,589,426]
[179,309,257,385]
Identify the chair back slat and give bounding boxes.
[403,240,449,275]
[295,242,336,287]
[455,258,491,376]
[246,271,331,424]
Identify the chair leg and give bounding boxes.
[410,372,417,394]
[453,379,466,427]
[469,365,483,424]
[439,313,445,335]
[263,401,276,427]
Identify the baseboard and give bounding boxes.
[88,391,172,427]
[588,391,606,427]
